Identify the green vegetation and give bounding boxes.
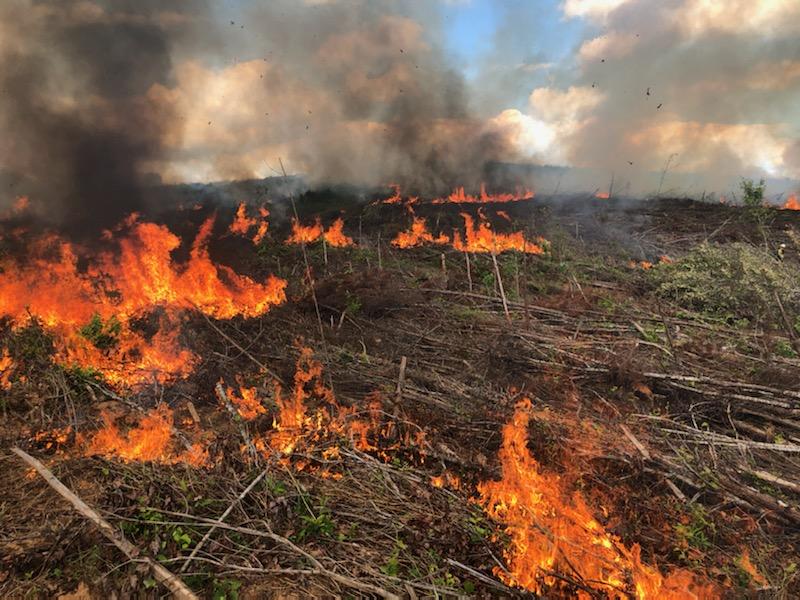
[650,242,799,326]
[79,313,121,350]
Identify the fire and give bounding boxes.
[737,549,768,588]
[595,191,611,199]
[86,405,209,466]
[478,398,718,599]
[0,349,14,389]
[229,202,270,244]
[391,213,450,249]
[382,183,404,204]
[252,347,424,469]
[432,183,534,204]
[323,217,354,247]
[453,213,545,255]
[286,217,324,244]
[224,383,267,421]
[430,471,461,489]
[0,216,287,385]
[391,210,546,254]
[783,194,800,210]
[286,217,354,247]
[381,183,533,205]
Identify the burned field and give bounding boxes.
[1,191,800,599]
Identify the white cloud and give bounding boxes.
[562,0,633,21]
[677,0,800,37]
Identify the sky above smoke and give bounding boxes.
[0,0,798,223]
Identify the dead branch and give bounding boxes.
[12,447,198,600]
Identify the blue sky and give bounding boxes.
[440,0,585,77]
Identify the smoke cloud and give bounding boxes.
[0,0,518,229]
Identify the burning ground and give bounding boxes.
[2,187,800,598]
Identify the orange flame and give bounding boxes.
[391,213,450,249]
[225,383,267,421]
[286,218,324,244]
[453,213,545,255]
[86,405,208,466]
[286,217,355,247]
[229,203,270,244]
[323,217,354,247]
[478,398,718,599]
[595,191,611,199]
[0,349,14,389]
[252,347,422,470]
[432,183,534,204]
[0,216,286,385]
[737,549,768,588]
[782,194,800,210]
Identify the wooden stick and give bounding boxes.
[12,447,198,600]
[490,242,511,323]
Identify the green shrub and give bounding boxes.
[650,243,799,326]
[79,313,121,350]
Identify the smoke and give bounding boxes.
[0,0,519,228]
[0,1,217,231]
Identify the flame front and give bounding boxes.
[0,216,286,385]
[478,398,718,599]
[432,183,534,204]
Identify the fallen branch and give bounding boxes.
[12,447,198,600]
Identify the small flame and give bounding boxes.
[478,398,718,598]
[432,183,534,204]
[0,349,15,389]
[229,202,270,244]
[86,405,209,466]
[782,194,800,210]
[224,383,267,421]
[391,212,450,249]
[737,549,768,587]
[286,217,354,247]
[323,217,354,247]
[595,191,611,199]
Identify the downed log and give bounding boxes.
[11,447,198,600]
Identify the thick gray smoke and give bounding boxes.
[0,0,516,229]
[0,1,217,231]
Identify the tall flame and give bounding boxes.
[0,216,287,385]
[478,398,718,599]
[453,213,545,254]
